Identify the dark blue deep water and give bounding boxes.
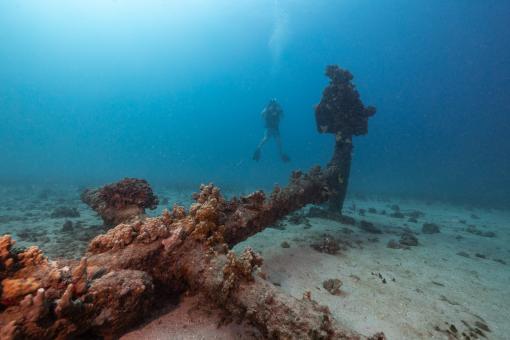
[1,1,509,207]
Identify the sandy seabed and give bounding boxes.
[1,185,508,339]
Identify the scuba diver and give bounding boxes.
[252,98,290,162]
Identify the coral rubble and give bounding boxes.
[465,225,496,238]
[422,223,440,234]
[323,278,343,295]
[311,234,341,255]
[399,231,419,247]
[50,206,80,218]
[358,220,382,234]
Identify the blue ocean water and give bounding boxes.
[1,0,509,207]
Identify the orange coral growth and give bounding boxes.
[1,278,41,305]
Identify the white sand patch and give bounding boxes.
[235,198,510,339]
[121,295,260,340]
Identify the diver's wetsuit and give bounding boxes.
[253,101,290,162]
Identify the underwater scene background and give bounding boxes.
[1,0,509,206]
[0,1,509,339]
